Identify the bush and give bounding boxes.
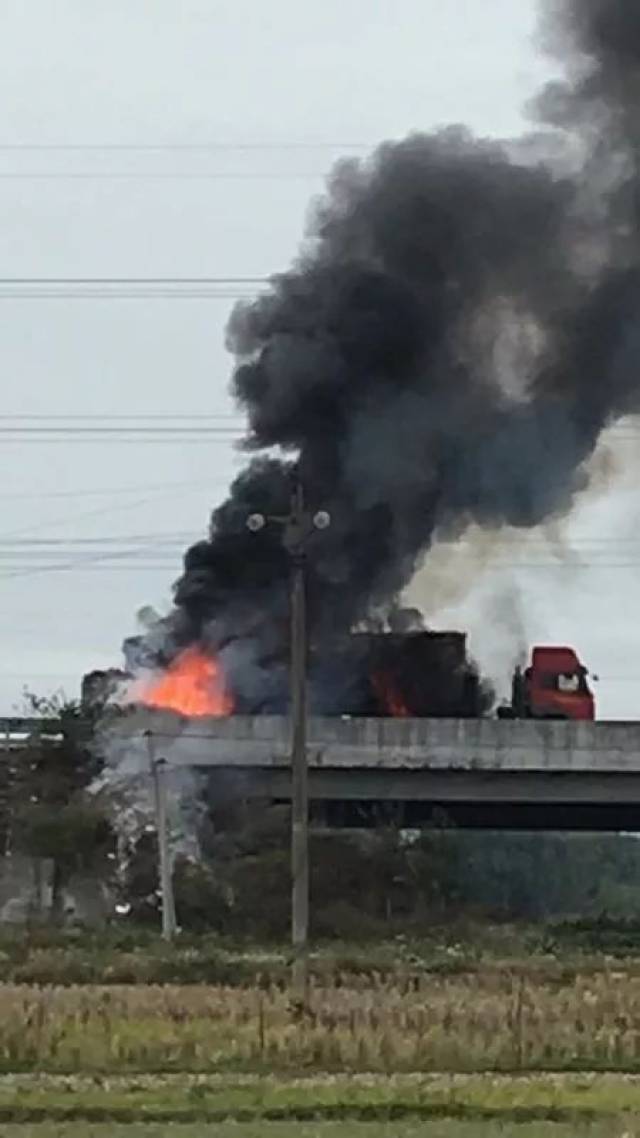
[312,900,389,941]
[173,857,231,933]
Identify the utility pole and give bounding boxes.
[287,482,310,1004]
[146,731,177,941]
[246,474,330,1005]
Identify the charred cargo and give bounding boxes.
[323,631,491,718]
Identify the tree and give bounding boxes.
[10,694,115,922]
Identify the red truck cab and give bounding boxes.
[510,646,595,721]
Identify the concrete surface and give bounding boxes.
[107,712,640,772]
[6,714,640,829]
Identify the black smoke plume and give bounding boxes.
[131,0,640,710]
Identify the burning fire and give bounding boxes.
[372,672,410,718]
[140,647,234,718]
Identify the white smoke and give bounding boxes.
[92,708,208,875]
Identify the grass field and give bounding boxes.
[0,969,640,1073]
[0,1072,634,1123]
[0,1125,631,1138]
[0,985,637,1133]
[2,928,640,1132]
[0,920,637,987]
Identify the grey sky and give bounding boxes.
[0,0,636,718]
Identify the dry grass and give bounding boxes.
[0,969,639,1073]
[0,1126,628,1138]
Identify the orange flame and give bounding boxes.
[140,647,234,718]
[372,672,410,717]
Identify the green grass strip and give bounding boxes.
[0,1072,633,1123]
[0,1124,626,1138]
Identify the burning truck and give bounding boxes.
[84,627,487,719]
[84,633,593,722]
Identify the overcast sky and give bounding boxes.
[0,0,637,718]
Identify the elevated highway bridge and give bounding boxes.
[100,713,640,832]
[3,713,640,830]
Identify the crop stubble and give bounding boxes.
[0,969,638,1072]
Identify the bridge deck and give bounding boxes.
[109,712,640,772]
[118,714,640,831]
[6,714,640,830]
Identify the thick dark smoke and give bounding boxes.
[131,0,640,710]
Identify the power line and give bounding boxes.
[435,535,640,546]
[0,439,243,445]
[0,142,371,151]
[0,408,636,434]
[3,555,640,565]
[0,413,243,421]
[0,172,328,180]
[0,415,636,438]
[0,533,191,581]
[0,297,257,302]
[0,277,267,284]
[0,429,244,442]
[0,295,259,303]
[5,431,628,443]
[0,277,268,300]
[3,563,640,571]
[0,567,177,574]
[0,532,194,545]
[2,553,640,579]
[0,438,243,446]
[0,480,233,542]
[0,477,234,500]
[4,545,640,555]
[5,533,640,548]
[0,427,241,434]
